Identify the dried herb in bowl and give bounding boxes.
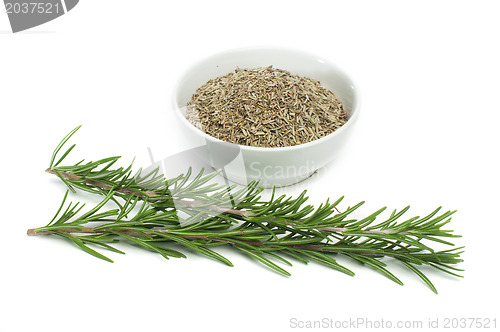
[186,66,348,147]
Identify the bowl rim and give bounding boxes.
[171,46,360,152]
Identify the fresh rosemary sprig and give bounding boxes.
[28,126,464,293]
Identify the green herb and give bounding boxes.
[186,66,347,147]
[28,127,464,293]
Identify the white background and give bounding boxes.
[1,1,499,331]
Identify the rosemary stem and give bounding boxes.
[25,227,375,255]
[44,167,412,237]
[27,227,96,236]
[46,168,253,217]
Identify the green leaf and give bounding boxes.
[283,249,310,264]
[53,143,76,168]
[195,246,233,267]
[78,190,115,220]
[400,260,438,294]
[53,170,76,193]
[428,263,464,278]
[263,251,293,266]
[346,253,403,286]
[55,232,113,263]
[112,232,171,260]
[47,190,70,226]
[78,236,126,255]
[50,125,81,168]
[237,247,291,276]
[153,233,231,265]
[297,249,355,276]
[154,247,186,259]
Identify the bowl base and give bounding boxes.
[222,170,317,189]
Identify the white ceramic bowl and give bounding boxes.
[172,47,360,188]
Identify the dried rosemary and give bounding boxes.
[186,66,348,147]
